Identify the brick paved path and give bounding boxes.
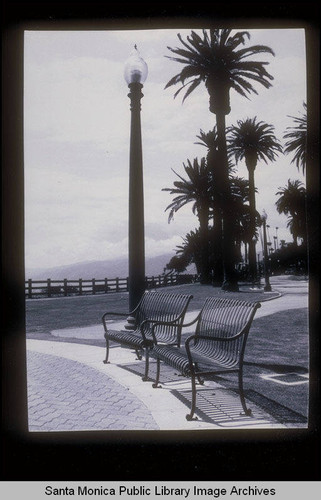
[27,351,158,431]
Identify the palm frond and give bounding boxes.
[283,103,307,173]
[165,28,275,105]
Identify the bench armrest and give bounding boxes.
[150,313,200,345]
[102,295,147,324]
[180,313,201,329]
[185,329,249,357]
[102,311,130,320]
[185,330,248,348]
[141,313,188,344]
[148,313,200,342]
[102,311,135,334]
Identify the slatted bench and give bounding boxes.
[102,291,193,381]
[149,296,261,420]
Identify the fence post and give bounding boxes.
[28,279,32,299]
[104,278,108,293]
[92,278,96,295]
[47,278,51,298]
[126,277,129,291]
[79,278,82,296]
[116,277,119,292]
[63,279,67,296]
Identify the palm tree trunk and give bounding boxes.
[247,166,257,282]
[244,242,248,264]
[211,207,224,286]
[199,207,211,284]
[207,148,223,286]
[215,112,239,291]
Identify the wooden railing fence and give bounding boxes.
[25,274,198,299]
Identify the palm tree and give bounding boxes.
[283,102,307,175]
[165,29,275,291]
[229,176,252,265]
[275,179,307,246]
[166,253,191,274]
[172,229,204,276]
[195,128,223,285]
[227,117,282,282]
[162,157,212,283]
[195,128,243,285]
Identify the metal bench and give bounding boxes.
[102,291,193,381]
[149,297,261,420]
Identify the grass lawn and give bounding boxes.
[25,282,279,335]
[242,308,309,419]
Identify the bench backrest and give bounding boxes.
[135,291,193,344]
[194,297,261,368]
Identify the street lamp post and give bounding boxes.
[124,46,148,313]
[273,236,277,252]
[261,209,272,292]
[251,235,260,287]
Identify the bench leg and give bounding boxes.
[135,348,143,360]
[152,358,162,388]
[194,363,204,385]
[103,337,110,364]
[186,373,197,421]
[142,348,150,381]
[238,368,252,416]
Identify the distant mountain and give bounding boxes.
[26,253,196,280]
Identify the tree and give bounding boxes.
[283,102,307,175]
[168,227,223,280]
[195,128,243,285]
[275,179,307,246]
[165,29,275,291]
[227,117,282,281]
[166,253,191,274]
[229,176,252,262]
[171,229,204,276]
[162,157,212,283]
[195,128,223,285]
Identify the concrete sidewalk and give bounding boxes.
[26,276,308,432]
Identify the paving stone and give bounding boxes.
[27,350,158,431]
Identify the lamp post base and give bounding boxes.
[221,281,239,292]
[124,315,136,330]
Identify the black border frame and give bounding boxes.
[2,1,320,481]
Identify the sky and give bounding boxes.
[24,27,306,271]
